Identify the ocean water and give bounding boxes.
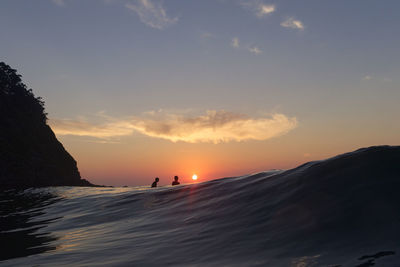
[1,146,400,266]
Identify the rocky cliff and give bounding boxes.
[0,62,93,188]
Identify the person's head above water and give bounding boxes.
[151,177,160,188]
[172,175,180,186]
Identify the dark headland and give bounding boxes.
[0,62,95,189]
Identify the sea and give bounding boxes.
[1,146,400,266]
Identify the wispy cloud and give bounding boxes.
[248,46,262,54]
[51,0,65,7]
[125,0,178,30]
[231,37,240,48]
[241,1,276,18]
[281,17,304,30]
[50,118,134,138]
[257,4,275,16]
[231,37,262,55]
[51,110,297,144]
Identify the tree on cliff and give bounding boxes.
[0,62,93,188]
[0,62,47,124]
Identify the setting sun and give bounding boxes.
[192,174,198,180]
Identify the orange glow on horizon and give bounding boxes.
[62,133,325,187]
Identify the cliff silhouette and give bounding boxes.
[0,62,93,188]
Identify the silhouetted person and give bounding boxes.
[172,176,180,186]
[151,177,159,188]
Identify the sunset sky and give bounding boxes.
[1,0,400,186]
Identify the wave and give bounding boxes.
[1,146,400,266]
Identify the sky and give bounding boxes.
[1,0,400,186]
